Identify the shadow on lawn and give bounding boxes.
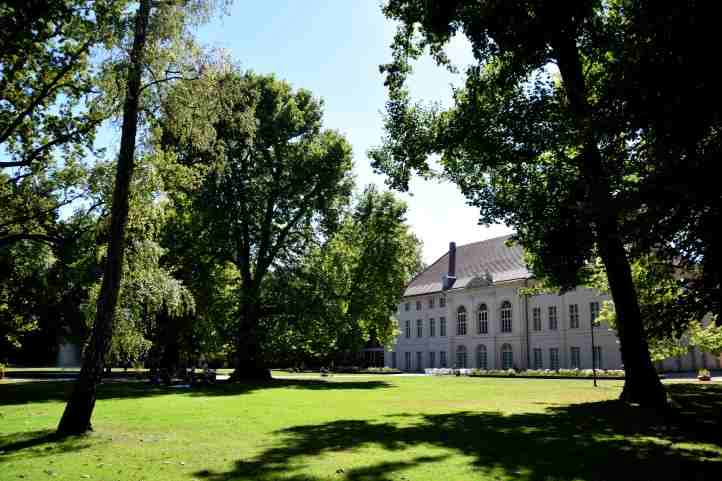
[195,383,722,481]
[0,377,393,406]
[0,429,97,465]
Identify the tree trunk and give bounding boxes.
[56,0,151,436]
[598,230,667,406]
[229,295,271,381]
[551,29,667,408]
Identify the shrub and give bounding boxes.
[0,363,5,379]
[362,367,402,373]
[333,366,402,374]
[424,367,625,378]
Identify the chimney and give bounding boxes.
[443,242,457,290]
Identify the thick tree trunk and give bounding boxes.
[229,296,271,381]
[598,230,667,406]
[56,0,151,436]
[551,29,667,408]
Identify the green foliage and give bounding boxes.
[586,255,722,361]
[372,0,719,311]
[0,0,126,169]
[0,1,130,249]
[160,69,356,369]
[263,185,423,364]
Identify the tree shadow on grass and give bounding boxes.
[0,429,98,465]
[0,378,392,406]
[195,383,722,481]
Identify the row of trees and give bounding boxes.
[1,0,422,434]
[371,0,720,408]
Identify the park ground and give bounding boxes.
[1,374,721,481]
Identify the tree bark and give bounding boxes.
[552,29,667,408]
[229,295,271,381]
[597,229,667,405]
[56,0,151,436]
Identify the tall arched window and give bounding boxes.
[457,306,467,336]
[456,345,467,368]
[500,300,512,333]
[477,303,488,334]
[501,343,513,370]
[476,344,488,370]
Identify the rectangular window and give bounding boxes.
[404,302,410,312]
[429,351,435,368]
[501,348,514,370]
[457,312,467,336]
[416,300,422,311]
[590,301,600,325]
[405,320,411,338]
[476,346,488,369]
[440,351,447,367]
[429,318,436,337]
[550,348,560,370]
[532,307,542,331]
[440,317,447,337]
[429,297,435,308]
[391,352,397,369]
[417,319,423,337]
[416,351,423,370]
[478,309,488,334]
[570,346,581,369]
[533,348,543,369]
[439,296,446,308]
[548,306,558,330]
[593,346,602,369]
[569,304,579,329]
[404,352,411,370]
[500,302,512,333]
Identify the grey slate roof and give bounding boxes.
[404,235,530,297]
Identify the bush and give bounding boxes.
[361,366,402,374]
[424,367,625,378]
[332,366,402,374]
[0,363,5,379]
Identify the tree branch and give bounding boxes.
[0,39,93,144]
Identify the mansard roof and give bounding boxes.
[404,235,530,297]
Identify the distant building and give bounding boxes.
[386,235,721,372]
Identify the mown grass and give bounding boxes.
[1,375,720,480]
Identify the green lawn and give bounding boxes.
[1,375,720,481]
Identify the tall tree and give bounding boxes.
[165,71,355,380]
[57,0,152,436]
[57,0,222,435]
[368,0,718,407]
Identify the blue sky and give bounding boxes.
[193,1,512,264]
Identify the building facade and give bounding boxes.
[386,236,721,372]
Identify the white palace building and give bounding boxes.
[384,235,721,373]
